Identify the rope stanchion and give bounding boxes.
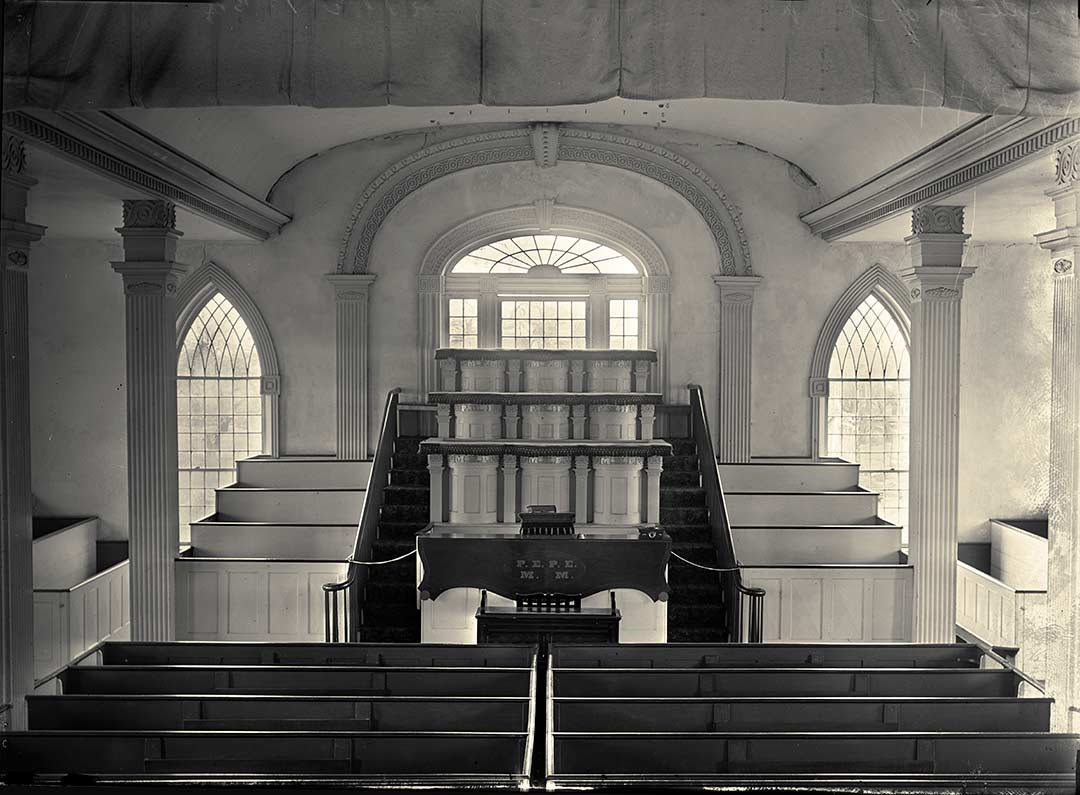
[669,550,740,573]
[346,549,417,566]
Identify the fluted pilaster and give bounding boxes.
[327,274,377,458]
[902,205,973,643]
[713,275,762,462]
[0,133,45,728]
[113,199,187,642]
[1036,148,1080,731]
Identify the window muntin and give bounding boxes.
[825,294,909,534]
[447,297,478,347]
[177,293,262,539]
[500,299,587,349]
[608,298,640,349]
[452,235,639,275]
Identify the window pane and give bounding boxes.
[451,235,639,274]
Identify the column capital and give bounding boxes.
[900,266,977,302]
[1053,258,1074,278]
[904,206,970,269]
[1054,141,1080,188]
[712,274,763,303]
[111,261,188,296]
[115,200,183,262]
[326,273,377,301]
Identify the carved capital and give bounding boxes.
[5,248,29,271]
[418,275,441,293]
[122,199,176,230]
[713,274,763,302]
[326,273,377,300]
[911,205,965,235]
[112,262,187,295]
[646,274,672,294]
[2,133,27,175]
[1053,258,1073,275]
[1055,143,1080,186]
[530,123,560,168]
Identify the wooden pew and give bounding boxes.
[0,730,530,779]
[62,665,531,697]
[551,696,1051,732]
[99,641,536,668]
[548,732,1079,781]
[550,643,983,669]
[551,668,1020,698]
[29,694,530,732]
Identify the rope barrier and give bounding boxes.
[669,550,740,573]
[346,549,417,566]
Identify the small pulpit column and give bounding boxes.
[570,359,586,391]
[571,404,587,440]
[503,404,520,439]
[1,134,45,729]
[326,273,377,458]
[574,455,590,523]
[901,205,973,644]
[112,199,188,642]
[640,404,656,442]
[1035,143,1080,732]
[646,456,664,524]
[633,360,651,393]
[428,455,445,523]
[440,358,458,391]
[506,358,522,392]
[436,404,452,438]
[502,455,518,523]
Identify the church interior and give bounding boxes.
[2,1,1080,790]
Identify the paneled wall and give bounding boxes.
[956,561,1046,679]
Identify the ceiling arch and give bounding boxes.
[338,124,751,277]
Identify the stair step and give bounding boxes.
[214,487,365,524]
[726,490,879,525]
[394,437,425,455]
[732,524,903,565]
[718,458,861,492]
[235,456,371,488]
[659,486,706,507]
[392,452,427,469]
[380,503,429,522]
[382,485,431,505]
[666,439,697,455]
[660,471,699,488]
[390,469,430,487]
[188,521,355,558]
[661,506,709,524]
[664,454,699,472]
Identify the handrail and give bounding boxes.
[323,388,401,642]
[687,384,765,643]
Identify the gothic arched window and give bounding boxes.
[177,293,263,538]
[826,293,910,532]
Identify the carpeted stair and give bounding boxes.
[661,438,729,642]
[359,435,429,642]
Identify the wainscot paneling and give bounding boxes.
[956,561,1046,679]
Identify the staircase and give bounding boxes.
[359,435,429,642]
[660,437,727,642]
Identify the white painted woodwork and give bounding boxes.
[32,518,98,590]
[712,275,762,463]
[213,487,364,524]
[502,455,519,523]
[188,522,355,559]
[520,456,571,512]
[327,274,377,458]
[902,211,974,643]
[592,456,642,525]
[731,525,903,565]
[33,560,130,681]
[588,405,637,440]
[113,205,187,643]
[725,490,879,526]
[460,360,505,391]
[639,404,656,442]
[448,455,499,523]
[740,565,913,643]
[455,403,502,440]
[645,456,662,525]
[587,360,632,392]
[956,561,1046,680]
[524,360,569,392]
[503,404,520,439]
[990,520,1048,591]
[235,456,371,488]
[574,456,589,523]
[521,404,570,440]
[428,455,445,523]
[718,459,860,492]
[175,557,348,641]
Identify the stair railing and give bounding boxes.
[686,384,765,643]
[323,388,401,642]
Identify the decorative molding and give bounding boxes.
[124,281,167,296]
[802,115,1080,241]
[1054,258,1073,274]
[435,347,657,362]
[531,123,559,168]
[809,377,829,398]
[1056,142,1079,185]
[2,110,290,240]
[418,275,441,293]
[533,197,555,230]
[260,376,281,396]
[6,250,28,269]
[339,126,751,276]
[2,132,26,174]
[425,440,672,458]
[122,199,176,230]
[923,286,961,300]
[911,205,965,235]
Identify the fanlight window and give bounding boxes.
[177,293,263,540]
[451,235,639,274]
[826,294,910,534]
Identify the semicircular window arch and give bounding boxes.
[451,234,640,275]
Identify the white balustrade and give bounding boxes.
[522,404,570,440]
[460,359,504,391]
[589,404,638,440]
[524,359,569,391]
[588,359,633,392]
[455,403,502,440]
[448,454,499,524]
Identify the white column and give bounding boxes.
[901,205,973,644]
[326,274,377,459]
[436,404,452,438]
[502,454,518,524]
[646,456,664,524]
[479,277,499,347]
[588,277,608,349]
[574,455,590,524]
[417,275,440,400]
[1035,144,1080,732]
[640,403,656,442]
[427,454,445,523]
[112,199,188,642]
[1,134,45,728]
[712,275,762,462]
[646,275,672,401]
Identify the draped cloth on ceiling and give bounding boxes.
[3,0,1077,116]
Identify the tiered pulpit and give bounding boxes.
[417,348,673,643]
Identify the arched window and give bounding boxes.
[451,235,639,274]
[825,294,910,531]
[177,293,263,538]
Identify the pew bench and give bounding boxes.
[61,665,532,697]
[29,694,531,732]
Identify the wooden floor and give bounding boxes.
[3,640,1078,792]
